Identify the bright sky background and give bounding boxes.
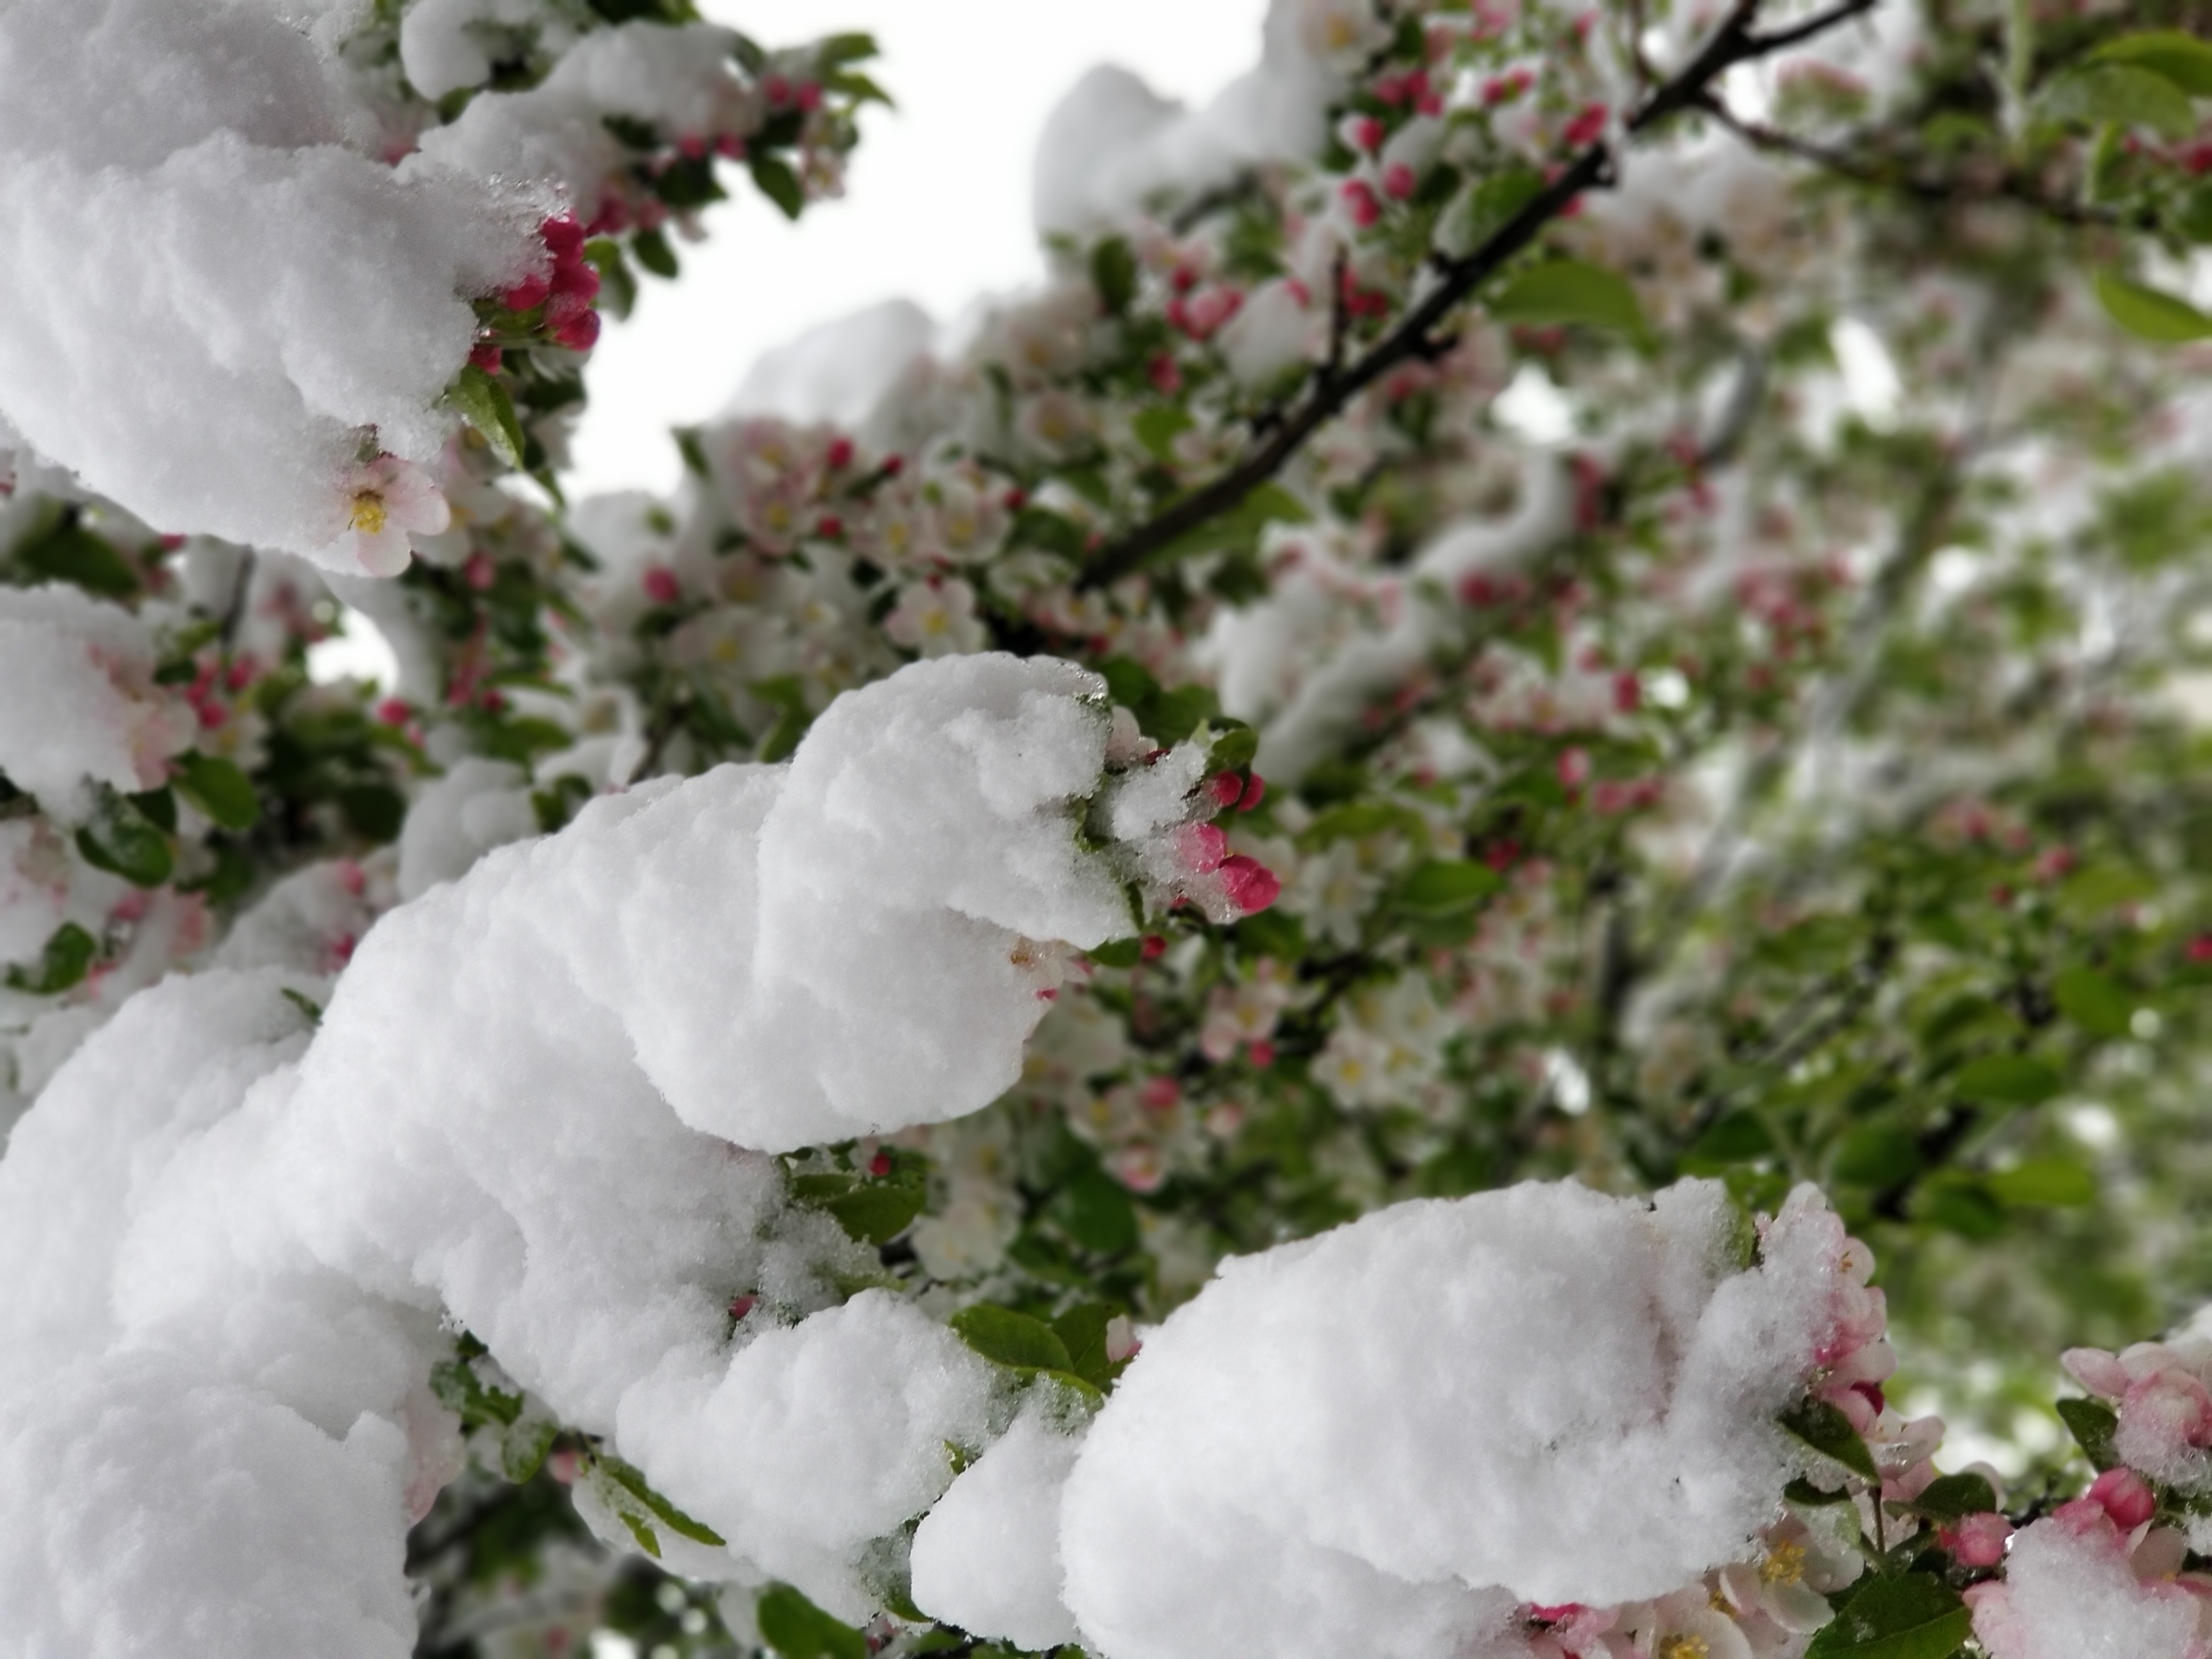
[565,0,1271,498]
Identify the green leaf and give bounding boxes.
[1910,1472,1998,1521]
[1832,1121,1922,1188]
[1134,406,1194,465]
[1207,724,1259,773]
[820,1181,926,1246]
[1488,259,1645,335]
[280,988,323,1028]
[4,922,98,995]
[1682,1110,1776,1170]
[449,365,527,469]
[1804,1571,1970,1659]
[1088,936,1144,969]
[594,1453,727,1547]
[1055,1167,1140,1256]
[12,516,139,597]
[583,237,637,322]
[1392,859,1502,917]
[815,31,879,68]
[1988,1159,2095,1207]
[750,154,806,220]
[1951,1054,2061,1106]
[757,1584,868,1659]
[2052,964,2131,1038]
[1439,167,1544,258]
[171,752,260,831]
[2038,63,2196,137]
[2091,30,2212,96]
[2094,272,2212,344]
[950,1305,1075,1373]
[631,224,679,280]
[1780,1398,1879,1481]
[1913,1175,2007,1240]
[75,791,173,889]
[1091,235,1137,316]
[2058,1396,2121,1470]
[1051,1303,1122,1389]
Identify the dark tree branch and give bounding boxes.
[1075,0,1878,591]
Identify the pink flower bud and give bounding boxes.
[1942,1512,2012,1568]
[1247,1039,1275,1068]
[1240,774,1267,812]
[1209,772,1244,809]
[826,435,854,470]
[469,343,504,373]
[1382,162,1416,200]
[2063,1347,2131,1400]
[1139,1076,1181,1112]
[502,273,552,312]
[641,565,680,605]
[727,1294,756,1322]
[464,552,495,592]
[1352,116,1385,153]
[1563,104,1609,147]
[2088,1467,2157,1530]
[541,215,585,260]
[552,310,601,352]
[1140,934,1167,961]
[868,1151,891,1177]
[1218,853,1281,915]
[1340,179,1382,229]
[1177,823,1229,875]
[376,697,411,727]
[1556,747,1591,790]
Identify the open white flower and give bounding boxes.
[331,454,451,578]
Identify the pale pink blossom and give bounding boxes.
[333,455,450,578]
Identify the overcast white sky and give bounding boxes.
[565,0,1270,498]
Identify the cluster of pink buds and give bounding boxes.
[499,217,601,353]
[2065,1340,2212,1488]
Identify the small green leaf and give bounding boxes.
[950,1305,1075,1373]
[1988,1159,2095,1207]
[3,922,98,995]
[1951,1054,2061,1106]
[1804,1571,1970,1659]
[1091,235,1137,316]
[1488,259,1645,335]
[2038,63,2196,138]
[631,224,680,280]
[594,1453,727,1547]
[1392,859,1502,917]
[171,752,260,831]
[1913,1175,2007,1240]
[1134,406,1194,465]
[75,791,174,889]
[1051,1302,1124,1389]
[2052,964,2131,1038]
[449,365,527,469]
[1207,724,1259,773]
[1088,936,1144,969]
[280,987,324,1028]
[757,1584,868,1659]
[1780,1398,1879,1481]
[820,1182,926,1246]
[584,237,638,321]
[750,154,806,220]
[1831,1121,1922,1188]
[1911,1472,1998,1522]
[2094,272,2212,344]
[2091,30,2212,96]
[1055,1167,1140,1256]
[2058,1396,2121,1471]
[1682,1110,1776,1169]
[12,516,139,596]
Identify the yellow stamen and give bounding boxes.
[1760,1540,1808,1586]
[1657,1637,1710,1659]
[349,492,388,535]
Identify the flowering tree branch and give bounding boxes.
[1075,0,1880,591]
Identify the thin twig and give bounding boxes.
[1699,97,2120,227]
[1076,0,1879,590]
